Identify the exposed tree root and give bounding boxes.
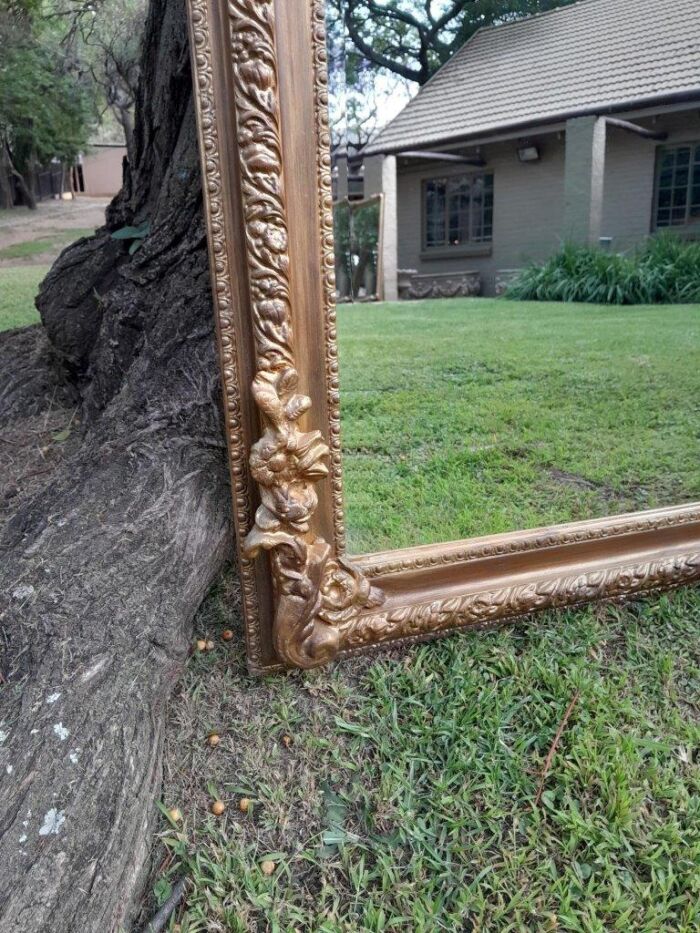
[0,0,234,927]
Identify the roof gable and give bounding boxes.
[366,0,700,154]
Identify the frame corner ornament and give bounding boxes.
[241,367,384,668]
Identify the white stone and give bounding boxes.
[39,809,65,836]
[53,723,69,741]
[46,693,61,705]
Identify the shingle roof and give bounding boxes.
[365,0,700,154]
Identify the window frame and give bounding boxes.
[421,171,494,255]
[653,142,700,232]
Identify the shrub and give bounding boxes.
[507,234,700,304]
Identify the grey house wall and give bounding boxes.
[392,107,700,296]
[395,137,565,295]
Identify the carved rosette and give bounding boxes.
[228,0,383,669]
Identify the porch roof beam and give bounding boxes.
[604,117,668,141]
[400,150,486,166]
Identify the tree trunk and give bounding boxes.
[115,100,136,166]
[0,144,13,209]
[0,0,232,929]
[6,149,37,209]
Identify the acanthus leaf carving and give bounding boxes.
[229,0,383,669]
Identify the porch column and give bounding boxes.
[563,116,607,245]
[364,154,398,301]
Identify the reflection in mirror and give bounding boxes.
[333,196,382,301]
[328,0,700,555]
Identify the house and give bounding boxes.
[358,0,700,299]
[73,144,127,198]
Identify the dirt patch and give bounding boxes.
[547,467,649,508]
[549,468,608,492]
[0,198,110,266]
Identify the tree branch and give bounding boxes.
[344,4,424,83]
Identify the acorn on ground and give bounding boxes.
[260,860,276,876]
[207,733,221,747]
[238,797,251,813]
[222,629,234,641]
[211,799,225,816]
[168,807,182,823]
[195,639,207,652]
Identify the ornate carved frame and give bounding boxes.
[186,0,700,673]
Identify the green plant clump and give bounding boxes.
[508,235,700,304]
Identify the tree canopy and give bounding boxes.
[0,0,144,207]
[0,3,93,205]
[62,0,145,157]
[336,0,580,85]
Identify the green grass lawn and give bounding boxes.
[0,266,47,330]
[0,227,94,260]
[158,581,700,931]
[338,298,700,553]
[151,295,699,931]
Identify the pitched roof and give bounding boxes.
[365,0,700,154]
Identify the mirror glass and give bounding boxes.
[327,1,700,555]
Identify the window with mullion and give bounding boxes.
[424,173,493,249]
[655,144,700,229]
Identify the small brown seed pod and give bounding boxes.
[222,629,234,641]
[238,797,251,813]
[260,860,276,876]
[211,800,225,816]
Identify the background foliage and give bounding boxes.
[0,0,144,207]
[333,0,580,87]
[508,236,700,305]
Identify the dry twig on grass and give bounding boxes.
[533,690,580,808]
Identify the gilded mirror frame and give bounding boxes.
[186,0,700,673]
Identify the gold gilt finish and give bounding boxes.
[225,0,382,668]
[187,0,700,673]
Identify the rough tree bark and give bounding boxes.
[0,0,232,929]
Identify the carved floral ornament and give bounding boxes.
[227,0,383,668]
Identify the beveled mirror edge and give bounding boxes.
[188,0,700,674]
[355,503,700,576]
